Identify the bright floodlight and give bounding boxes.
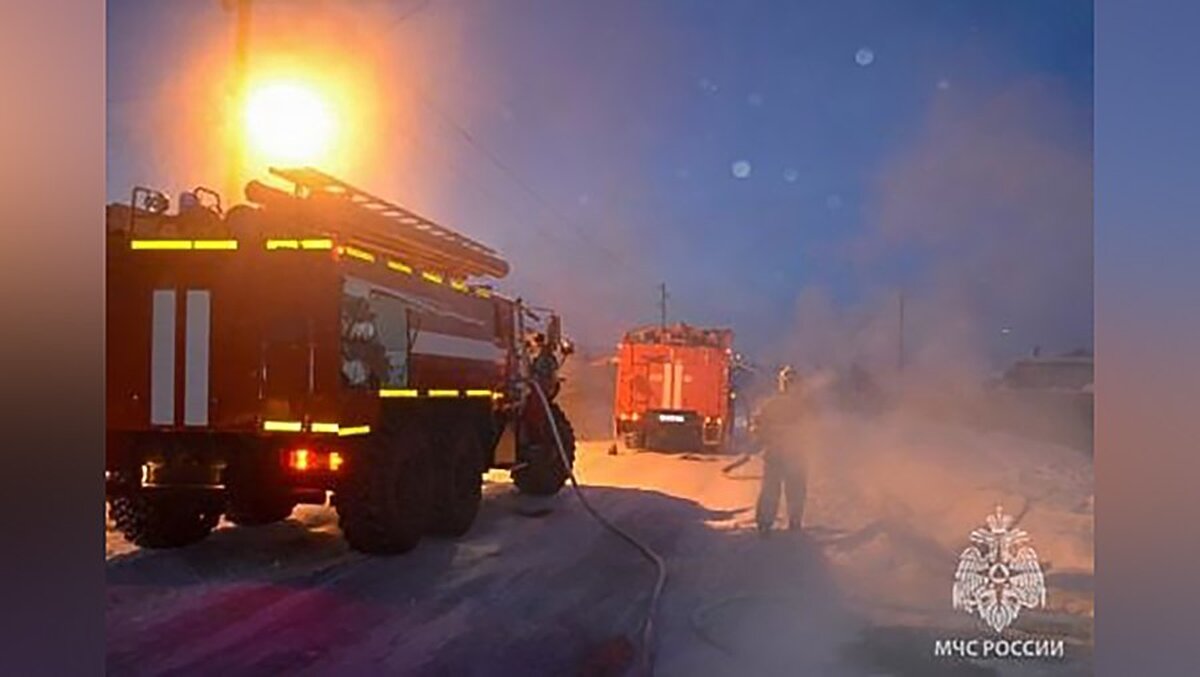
[244,81,337,166]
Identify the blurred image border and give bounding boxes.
[2,0,1199,674]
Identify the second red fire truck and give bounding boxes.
[612,324,735,453]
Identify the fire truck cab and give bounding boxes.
[106,167,575,554]
[613,324,734,453]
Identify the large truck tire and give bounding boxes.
[513,402,575,496]
[427,423,484,537]
[622,430,645,450]
[109,492,221,548]
[337,419,432,555]
[225,492,296,526]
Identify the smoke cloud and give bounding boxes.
[775,79,1092,380]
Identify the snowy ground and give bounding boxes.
[106,413,1092,676]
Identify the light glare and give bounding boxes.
[244,81,337,165]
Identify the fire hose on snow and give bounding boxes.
[527,379,668,676]
[719,452,762,480]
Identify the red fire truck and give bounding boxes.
[106,167,575,554]
[613,324,734,452]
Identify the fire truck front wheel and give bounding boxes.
[337,422,432,555]
[513,403,576,496]
[109,492,222,548]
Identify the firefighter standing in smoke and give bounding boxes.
[752,365,808,533]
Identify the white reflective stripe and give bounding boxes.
[150,290,176,425]
[411,331,504,362]
[660,362,671,409]
[183,290,211,426]
[673,362,684,409]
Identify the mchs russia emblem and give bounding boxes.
[952,505,1046,633]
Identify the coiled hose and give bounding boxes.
[528,380,668,676]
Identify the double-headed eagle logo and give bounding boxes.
[952,505,1046,633]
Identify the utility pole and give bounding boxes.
[658,282,669,329]
[897,290,905,372]
[225,0,252,204]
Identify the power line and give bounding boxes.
[381,0,648,276]
[659,282,669,328]
[389,0,433,25]
[410,88,639,274]
[387,112,550,249]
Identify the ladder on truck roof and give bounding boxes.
[266,166,510,280]
[625,323,732,348]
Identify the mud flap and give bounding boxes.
[494,419,518,466]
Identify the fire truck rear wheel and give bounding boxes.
[427,424,484,537]
[109,492,222,548]
[337,423,432,555]
[513,403,575,496]
[623,431,645,450]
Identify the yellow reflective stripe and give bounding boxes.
[130,240,193,250]
[450,279,469,292]
[473,288,492,298]
[192,239,238,250]
[343,246,375,262]
[380,388,495,399]
[267,238,332,251]
[265,421,371,433]
[131,240,238,251]
[263,420,303,432]
[421,271,444,284]
[387,259,413,274]
[379,388,419,398]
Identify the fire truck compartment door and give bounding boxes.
[366,292,410,388]
[341,279,411,389]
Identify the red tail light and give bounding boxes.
[288,449,312,471]
[285,448,343,472]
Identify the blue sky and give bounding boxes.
[108,0,1094,365]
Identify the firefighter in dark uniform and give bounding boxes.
[752,365,808,534]
[530,332,560,399]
